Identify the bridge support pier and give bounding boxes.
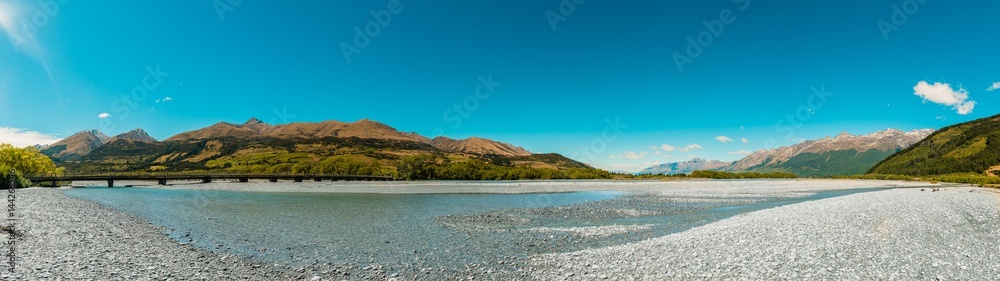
[107,180,114,188]
[293,177,303,182]
[314,178,323,182]
[269,178,278,183]
[238,178,249,183]
[50,180,57,187]
[157,179,168,185]
[202,178,212,183]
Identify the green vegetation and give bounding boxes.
[690,170,796,179]
[0,144,64,187]
[869,114,1000,176]
[49,136,612,180]
[752,149,897,177]
[396,155,612,180]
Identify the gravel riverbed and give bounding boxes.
[528,186,1000,280]
[0,179,974,280]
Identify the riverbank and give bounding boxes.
[528,186,1000,280]
[1,188,296,280]
[4,179,961,280]
[73,178,935,194]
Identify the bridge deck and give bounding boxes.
[26,174,394,187]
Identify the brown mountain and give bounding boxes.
[167,118,429,143]
[431,136,531,157]
[43,130,110,159]
[108,128,157,143]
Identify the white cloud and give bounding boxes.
[678,144,702,152]
[654,150,671,158]
[715,136,734,143]
[0,127,62,147]
[98,113,112,119]
[913,81,976,115]
[728,149,753,156]
[987,82,1000,91]
[609,151,646,160]
[156,97,173,103]
[660,144,676,152]
[610,163,644,172]
[740,138,749,143]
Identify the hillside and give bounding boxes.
[41,130,110,160]
[724,129,932,176]
[637,158,731,175]
[869,114,1000,176]
[48,118,607,180]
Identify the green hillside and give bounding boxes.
[868,114,1000,176]
[50,136,608,180]
[750,149,898,177]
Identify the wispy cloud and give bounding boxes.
[678,144,702,152]
[98,113,112,119]
[988,82,1000,91]
[715,136,734,143]
[155,97,173,103]
[0,127,61,147]
[609,151,646,160]
[728,149,752,156]
[740,137,749,143]
[660,144,676,152]
[913,81,976,115]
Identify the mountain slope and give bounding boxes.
[726,129,932,176]
[108,128,157,143]
[637,158,731,175]
[869,115,1000,176]
[41,130,110,160]
[430,137,531,157]
[52,118,603,179]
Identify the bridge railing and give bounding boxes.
[25,172,396,180]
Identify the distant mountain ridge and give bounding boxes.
[108,128,157,143]
[637,158,731,175]
[635,128,933,177]
[724,129,933,176]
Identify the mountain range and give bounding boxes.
[639,128,934,177]
[41,118,595,178]
[637,158,732,175]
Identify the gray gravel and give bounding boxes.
[1,188,296,280]
[529,187,1000,280]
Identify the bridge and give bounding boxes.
[26,173,395,187]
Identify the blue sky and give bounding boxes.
[1,0,998,172]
